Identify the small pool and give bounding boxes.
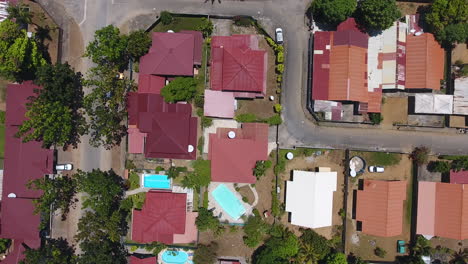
[212,184,246,220]
[143,174,171,189]
[162,250,188,264]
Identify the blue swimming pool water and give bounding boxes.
[161,250,188,264]
[212,184,246,220]
[143,174,171,189]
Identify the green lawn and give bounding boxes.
[153,17,207,33]
[128,170,140,190]
[354,151,401,167]
[0,124,5,168]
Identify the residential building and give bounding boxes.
[129,256,157,264]
[417,182,468,240]
[285,169,337,229]
[356,180,407,237]
[450,170,468,184]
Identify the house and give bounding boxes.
[203,90,236,119]
[139,31,202,77]
[450,170,468,184]
[208,123,268,183]
[210,34,267,99]
[417,182,468,240]
[356,180,407,237]
[127,93,197,160]
[132,191,198,244]
[285,169,337,229]
[129,256,157,264]
[0,82,55,263]
[453,77,468,115]
[414,94,453,115]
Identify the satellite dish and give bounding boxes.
[167,30,175,33]
[350,170,357,177]
[188,145,194,153]
[7,193,16,198]
[286,152,294,160]
[415,31,422,36]
[269,96,275,101]
[228,131,236,139]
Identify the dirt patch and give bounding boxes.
[212,18,232,36]
[452,43,468,64]
[238,185,255,205]
[396,2,430,16]
[381,97,408,128]
[66,20,84,70]
[346,153,412,261]
[253,160,274,225]
[198,229,254,262]
[449,115,468,128]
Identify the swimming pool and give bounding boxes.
[143,174,171,189]
[161,250,188,264]
[212,184,246,220]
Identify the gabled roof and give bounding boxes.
[180,30,203,65]
[0,199,40,241]
[208,123,268,183]
[417,182,468,240]
[356,180,407,237]
[405,33,444,90]
[139,32,195,76]
[132,191,187,244]
[312,31,331,101]
[129,256,157,264]
[286,170,337,228]
[210,35,267,96]
[138,74,165,94]
[450,170,468,184]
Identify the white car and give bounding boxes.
[275,28,283,44]
[56,163,73,171]
[369,166,384,173]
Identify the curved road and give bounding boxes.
[43,0,468,165]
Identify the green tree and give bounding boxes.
[0,32,46,82]
[84,65,133,149]
[197,18,214,37]
[6,4,33,25]
[355,0,401,32]
[20,238,76,264]
[324,252,348,264]
[160,77,197,103]
[395,256,425,264]
[127,30,151,60]
[160,11,173,25]
[253,160,272,179]
[439,23,468,45]
[450,248,468,264]
[243,215,269,248]
[27,176,77,221]
[85,25,129,70]
[195,207,223,233]
[410,146,430,166]
[181,159,211,189]
[0,19,23,45]
[0,239,11,254]
[193,243,218,264]
[77,238,127,264]
[254,225,299,264]
[75,210,128,243]
[427,160,451,173]
[425,0,468,34]
[298,229,331,261]
[310,0,356,26]
[412,236,432,257]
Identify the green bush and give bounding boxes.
[130,192,146,209]
[303,148,314,156]
[0,238,11,254]
[160,11,173,25]
[197,136,204,154]
[235,113,258,123]
[253,160,272,178]
[277,51,284,63]
[375,247,387,258]
[161,77,197,103]
[130,245,138,251]
[197,18,214,37]
[0,111,5,124]
[267,114,283,126]
[266,37,277,48]
[277,74,283,84]
[275,45,284,53]
[427,161,451,173]
[369,113,383,125]
[167,166,187,179]
[128,171,140,190]
[274,104,282,113]
[201,116,213,128]
[194,94,204,108]
[242,196,249,203]
[203,190,209,208]
[276,64,284,73]
[410,146,430,166]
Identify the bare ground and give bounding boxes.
[381,97,408,128]
[238,185,255,205]
[452,43,468,64]
[198,228,255,263]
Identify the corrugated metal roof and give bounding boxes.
[356,180,407,237]
[129,256,157,264]
[406,34,444,90]
[138,74,165,94]
[454,77,468,115]
[312,31,331,100]
[204,90,236,118]
[414,94,453,114]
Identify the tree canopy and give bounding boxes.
[310,0,356,26]
[20,238,76,264]
[181,159,211,189]
[355,0,401,32]
[85,25,129,70]
[77,237,127,264]
[195,207,223,233]
[17,63,86,149]
[193,243,218,264]
[243,214,269,248]
[253,225,299,264]
[161,77,197,103]
[84,65,133,149]
[297,229,331,262]
[7,4,33,26]
[127,30,151,60]
[324,252,348,264]
[425,0,468,33]
[438,23,468,46]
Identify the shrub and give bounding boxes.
[205,37,211,45]
[266,37,277,48]
[161,77,197,103]
[197,136,204,154]
[267,114,283,126]
[277,74,283,84]
[375,247,387,258]
[0,239,11,254]
[369,113,383,125]
[277,51,284,63]
[130,245,138,251]
[197,18,214,37]
[276,63,284,73]
[128,171,140,190]
[275,45,284,53]
[274,104,282,113]
[253,160,272,178]
[427,161,451,173]
[242,196,249,203]
[160,11,173,25]
[410,146,430,166]
[303,148,314,156]
[243,214,269,247]
[201,116,213,128]
[203,190,209,208]
[235,113,258,123]
[130,192,146,209]
[155,166,164,172]
[194,94,204,108]
[0,111,5,124]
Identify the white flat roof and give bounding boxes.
[285,170,337,229]
[415,94,453,115]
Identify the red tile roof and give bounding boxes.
[311,31,331,101]
[139,32,195,76]
[132,191,187,244]
[405,33,444,90]
[138,74,165,94]
[210,35,266,97]
[180,30,203,65]
[129,256,157,264]
[127,92,197,160]
[417,182,468,240]
[450,170,468,184]
[208,123,268,183]
[356,180,407,237]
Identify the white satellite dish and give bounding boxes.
[167,30,174,33]
[286,152,294,160]
[350,170,357,177]
[228,131,236,139]
[188,145,194,153]
[7,193,16,198]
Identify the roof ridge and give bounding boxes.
[152,116,188,154]
[222,48,261,90]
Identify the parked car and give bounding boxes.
[275,28,283,44]
[56,163,73,171]
[368,166,384,173]
[397,240,406,254]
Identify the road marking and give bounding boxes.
[79,0,87,26]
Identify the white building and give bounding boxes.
[285,169,337,229]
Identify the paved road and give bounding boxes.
[42,0,468,172]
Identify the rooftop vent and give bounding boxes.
[228,131,236,139]
[188,145,194,153]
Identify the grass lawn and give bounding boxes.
[355,151,401,167]
[153,17,207,33]
[128,170,140,190]
[196,42,210,94]
[0,124,4,169]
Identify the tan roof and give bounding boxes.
[417,182,468,240]
[328,45,368,102]
[406,33,444,90]
[356,180,407,237]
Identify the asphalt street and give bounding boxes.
[40,0,468,175]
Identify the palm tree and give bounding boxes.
[295,242,319,264]
[7,4,33,25]
[412,236,433,257]
[450,248,468,264]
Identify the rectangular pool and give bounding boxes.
[143,174,171,189]
[212,184,246,220]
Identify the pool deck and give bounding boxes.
[208,182,255,224]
